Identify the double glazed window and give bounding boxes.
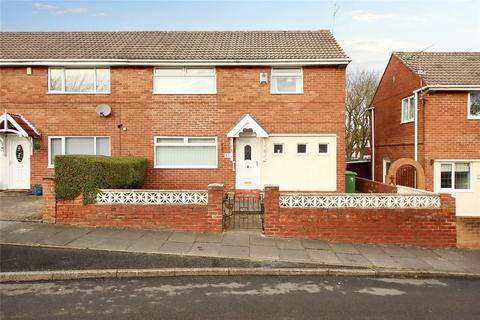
[271,68,303,94]
[468,92,480,119]
[49,68,110,93]
[401,96,415,123]
[153,68,216,94]
[48,136,110,167]
[154,137,217,168]
[440,162,471,190]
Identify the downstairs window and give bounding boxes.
[440,162,471,191]
[154,137,217,168]
[48,136,110,167]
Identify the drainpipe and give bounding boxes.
[368,107,375,180]
[414,91,418,162]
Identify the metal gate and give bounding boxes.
[223,193,264,231]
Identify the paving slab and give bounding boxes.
[38,228,92,246]
[419,257,466,272]
[278,249,311,263]
[167,232,198,243]
[188,243,221,257]
[275,239,304,250]
[329,242,359,254]
[222,233,250,247]
[219,245,250,259]
[306,249,342,265]
[157,241,193,255]
[196,233,223,243]
[0,221,20,231]
[382,246,420,258]
[88,228,146,241]
[250,245,279,260]
[394,257,434,270]
[126,236,164,253]
[66,234,109,249]
[250,235,277,247]
[301,239,330,250]
[336,253,373,267]
[89,238,134,251]
[362,253,402,269]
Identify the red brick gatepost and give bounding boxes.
[263,185,280,235]
[42,176,56,223]
[207,183,225,233]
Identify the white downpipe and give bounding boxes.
[370,107,375,180]
[414,92,418,161]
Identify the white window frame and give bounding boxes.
[47,67,111,94]
[154,136,218,169]
[439,161,472,192]
[467,91,480,120]
[296,143,308,155]
[382,159,391,183]
[270,67,304,94]
[318,143,329,155]
[401,95,415,123]
[153,67,217,95]
[48,136,111,168]
[273,143,284,156]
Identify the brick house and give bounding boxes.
[371,52,480,217]
[0,31,349,192]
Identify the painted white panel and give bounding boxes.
[7,135,30,189]
[434,161,480,217]
[261,135,337,191]
[236,137,261,189]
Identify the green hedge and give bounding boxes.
[54,155,148,204]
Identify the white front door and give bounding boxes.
[7,135,30,189]
[236,138,261,189]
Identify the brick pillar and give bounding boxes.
[207,183,224,232]
[263,184,280,236]
[439,193,457,247]
[42,176,56,224]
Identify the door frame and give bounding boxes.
[6,135,31,190]
[235,137,262,190]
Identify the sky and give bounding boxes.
[1,0,479,72]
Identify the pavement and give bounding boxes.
[1,276,479,319]
[1,220,479,276]
[0,192,43,222]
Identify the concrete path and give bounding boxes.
[1,221,479,274]
[0,192,43,222]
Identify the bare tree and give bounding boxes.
[346,70,379,160]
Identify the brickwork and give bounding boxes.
[355,177,397,193]
[264,186,457,247]
[456,217,480,249]
[42,183,224,233]
[0,65,346,192]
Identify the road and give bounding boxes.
[1,276,479,319]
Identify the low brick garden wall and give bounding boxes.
[457,217,480,249]
[263,185,457,247]
[42,178,223,233]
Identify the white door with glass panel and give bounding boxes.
[236,138,261,189]
[7,135,30,189]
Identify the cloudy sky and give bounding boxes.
[1,0,479,72]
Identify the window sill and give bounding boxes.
[154,166,218,169]
[270,92,304,95]
[439,188,473,193]
[152,92,217,95]
[48,92,111,95]
[400,119,414,124]
[467,116,480,120]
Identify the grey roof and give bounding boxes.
[394,51,480,86]
[0,31,349,62]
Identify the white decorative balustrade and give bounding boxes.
[279,193,441,209]
[96,190,208,205]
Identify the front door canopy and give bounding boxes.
[227,114,269,138]
[0,111,40,137]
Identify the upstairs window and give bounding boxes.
[154,137,217,168]
[401,96,415,123]
[468,92,480,119]
[440,162,471,191]
[271,68,303,94]
[49,68,110,93]
[153,67,216,94]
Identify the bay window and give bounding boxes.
[154,137,217,168]
[48,68,110,93]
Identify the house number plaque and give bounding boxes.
[16,145,24,162]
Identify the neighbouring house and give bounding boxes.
[371,51,480,217]
[0,31,349,192]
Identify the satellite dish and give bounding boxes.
[95,104,111,117]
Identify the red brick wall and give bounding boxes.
[456,217,480,249]
[1,65,346,191]
[264,186,457,247]
[42,179,224,233]
[356,177,397,193]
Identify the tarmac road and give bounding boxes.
[1,275,479,319]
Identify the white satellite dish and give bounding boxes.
[95,104,111,117]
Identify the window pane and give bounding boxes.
[50,138,62,165]
[156,145,216,167]
[65,69,95,92]
[440,164,452,188]
[244,145,252,160]
[156,138,185,144]
[272,76,302,93]
[297,144,307,154]
[319,144,328,153]
[96,137,110,156]
[470,92,480,117]
[65,137,95,155]
[187,138,215,144]
[455,163,470,189]
[49,69,63,91]
[154,76,215,94]
[409,97,415,120]
[186,68,215,75]
[273,144,283,154]
[95,69,110,93]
